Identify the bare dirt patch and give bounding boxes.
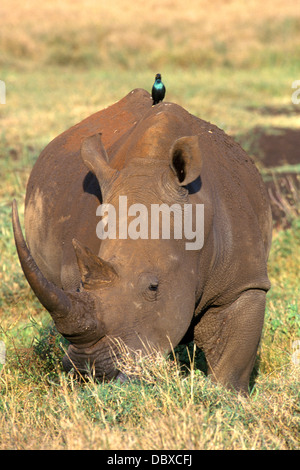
[237,125,300,228]
[251,127,300,168]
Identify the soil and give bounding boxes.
[249,127,300,167]
[236,125,300,228]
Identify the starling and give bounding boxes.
[151,73,166,105]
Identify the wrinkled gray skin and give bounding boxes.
[13,89,272,394]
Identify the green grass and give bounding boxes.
[0,321,299,449]
[0,0,300,450]
[2,64,299,150]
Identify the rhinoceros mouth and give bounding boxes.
[62,340,122,382]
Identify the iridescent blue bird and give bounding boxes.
[151,73,166,105]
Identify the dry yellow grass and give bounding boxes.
[1,0,300,148]
[1,0,300,68]
[0,345,298,450]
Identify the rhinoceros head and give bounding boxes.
[13,128,203,382]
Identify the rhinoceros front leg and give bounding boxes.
[194,289,266,394]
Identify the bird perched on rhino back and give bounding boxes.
[151,73,166,105]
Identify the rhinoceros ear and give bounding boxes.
[170,136,202,186]
[81,133,118,192]
[72,238,117,290]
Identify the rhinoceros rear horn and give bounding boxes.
[170,136,202,186]
[72,238,118,290]
[81,133,118,194]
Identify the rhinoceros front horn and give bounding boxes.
[12,200,104,344]
[12,200,72,315]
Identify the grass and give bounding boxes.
[0,0,300,450]
[0,327,299,449]
[1,65,300,147]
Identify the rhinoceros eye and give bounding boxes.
[145,281,159,301]
[139,273,159,301]
[149,281,158,291]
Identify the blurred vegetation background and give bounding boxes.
[1,0,300,143]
